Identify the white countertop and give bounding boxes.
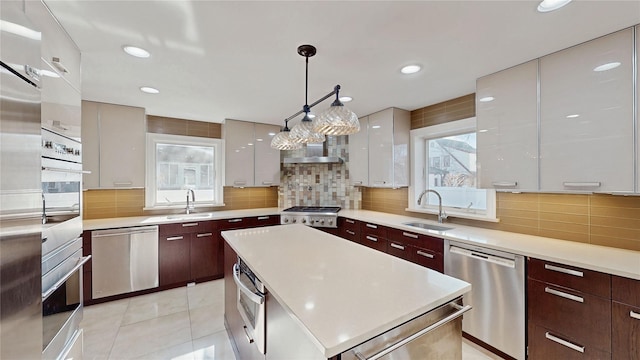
[338,209,640,280]
[222,224,470,358]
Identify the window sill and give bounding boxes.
[405,207,500,223]
[143,203,225,211]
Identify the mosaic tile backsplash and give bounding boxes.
[279,135,362,209]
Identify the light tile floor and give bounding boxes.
[81,279,502,360]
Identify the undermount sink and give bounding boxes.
[165,213,213,220]
[403,222,453,232]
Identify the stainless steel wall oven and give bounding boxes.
[233,258,266,355]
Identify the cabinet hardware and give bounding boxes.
[390,243,405,250]
[630,311,640,320]
[166,236,184,241]
[51,57,69,74]
[492,181,517,187]
[196,233,213,237]
[345,219,355,224]
[366,224,378,229]
[563,182,601,188]
[416,250,435,259]
[182,223,198,227]
[257,216,270,220]
[243,325,254,344]
[402,232,418,239]
[544,332,585,353]
[346,230,356,236]
[261,181,272,185]
[545,286,584,303]
[366,236,378,242]
[234,180,246,186]
[113,181,133,186]
[229,219,243,223]
[544,264,584,277]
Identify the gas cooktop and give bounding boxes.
[280,206,341,228]
[282,206,341,213]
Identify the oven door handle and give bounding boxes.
[233,263,265,305]
[42,255,91,301]
[42,166,90,174]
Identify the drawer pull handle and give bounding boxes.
[229,219,243,223]
[182,222,199,227]
[545,332,585,353]
[544,264,584,277]
[346,230,356,236]
[545,287,584,303]
[257,216,270,220]
[167,236,184,241]
[416,250,435,259]
[261,181,272,185]
[346,219,355,224]
[563,182,601,188]
[402,232,419,239]
[630,311,640,320]
[366,236,378,242]
[366,224,378,229]
[196,232,213,238]
[390,243,405,251]
[492,181,517,187]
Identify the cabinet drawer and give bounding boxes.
[341,227,360,243]
[340,217,360,232]
[217,217,256,231]
[387,240,412,261]
[252,215,280,227]
[612,275,640,306]
[387,228,443,254]
[528,279,611,352]
[612,301,640,360]
[360,222,387,238]
[528,323,611,360]
[159,221,213,235]
[361,233,387,252]
[528,258,611,298]
[410,246,443,273]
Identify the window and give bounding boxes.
[146,133,224,209]
[409,118,496,222]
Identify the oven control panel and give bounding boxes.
[42,128,82,163]
[281,215,337,228]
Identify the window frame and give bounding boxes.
[145,133,225,209]
[407,117,497,222]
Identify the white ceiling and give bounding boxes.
[44,1,640,126]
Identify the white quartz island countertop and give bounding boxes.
[222,224,471,358]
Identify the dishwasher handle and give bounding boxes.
[92,226,159,238]
[449,245,516,268]
[353,303,472,360]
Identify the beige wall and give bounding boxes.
[362,95,640,252]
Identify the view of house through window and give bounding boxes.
[156,144,215,204]
[425,132,487,211]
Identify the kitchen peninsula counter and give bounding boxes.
[222,224,470,358]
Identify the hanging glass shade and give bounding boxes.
[270,120,302,150]
[313,98,360,136]
[289,112,325,144]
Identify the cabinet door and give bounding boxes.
[190,231,221,280]
[81,101,100,189]
[158,232,191,286]
[540,28,634,192]
[40,59,81,140]
[368,109,394,187]
[254,123,281,186]
[637,29,640,193]
[391,108,410,187]
[96,103,146,188]
[612,301,640,360]
[476,60,538,191]
[348,115,369,186]
[225,120,255,187]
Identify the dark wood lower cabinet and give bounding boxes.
[158,232,191,286]
[190,231,220,281]
[528,323,611,360]
[409,245,443,272]
[612,301,640,360]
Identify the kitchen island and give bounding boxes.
[222,224,471,359]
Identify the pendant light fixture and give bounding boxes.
[270,45,359,150]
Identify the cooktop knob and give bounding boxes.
[302,219,306,224]
[284,218,289,223]
[293,219,297,223]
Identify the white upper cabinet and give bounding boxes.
[254,123,281,186]
[368,108,410,188]
[348,115,369,186]
[539,28,634,193]
[476,60,539,191]
[82,101,146,189]
[224,120,280,187]
[637,27,640,193]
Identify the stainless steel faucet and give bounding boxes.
[417,189,448,223]
[186,189,195,214]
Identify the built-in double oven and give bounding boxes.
[233,258,266,355]
[41,128,89,360]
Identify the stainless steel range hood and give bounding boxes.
[283,143,343,164]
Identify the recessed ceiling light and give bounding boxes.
[339,96,353,102]
[140,86,159,94]
[566,114,580,118]
[123,45,150,58]
[268,132,276,136]
[248,143,254,146]
[371,125,381,129]
[479,96,495,102]
[593,62,621,72]
[400,64,421,74]
[40,69,60,78]
[537,0,572,12]
[256,138,263,142]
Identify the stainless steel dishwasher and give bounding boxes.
[445,240,525,360]
[91,226,159,299]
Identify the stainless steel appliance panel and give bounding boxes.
[91,226,159,299]
[445,240,525,360]
[0,1,43,358]
[233,260,266,355]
